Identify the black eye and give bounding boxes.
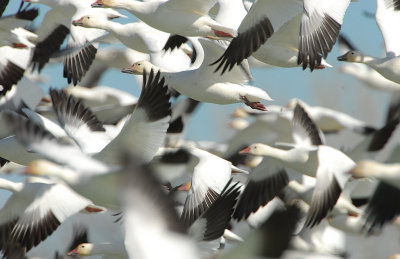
[82,245,85,248]
[88,17,90,19]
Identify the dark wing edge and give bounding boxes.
[233,169,289,220]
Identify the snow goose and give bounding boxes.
[352,145,400,233]
[77,47,148,88]
[26,0,125,85]
[0,2,38,48]
[73,16,164,53]
[119,157,240,259]
[212,0,349,73]
[49,88,114,154]
[67,242,127,258]
[0,177,104,254]
[287,98,376,135]
[179,147,247,227]
[161,0,247,51]
[64,84,138,124]
[67,179,240,259]
[218,204,301,259]
[238,103,355,227]
[122,38,272,111]
[338,0,400,84]
[91,0,237,40]
[1,69,170,168]
[338,34,400,92]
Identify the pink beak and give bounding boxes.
[72,18,83,26]
[67,248,79,256]
[239,147,251,154]
[91,0,104,7]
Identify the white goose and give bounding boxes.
[122,38,272,111]
[91,0,237,39]
[238,103,355,227]
[338,0,400,84]
[1,70,171,169]
[120,158,241,259]
[25,0,125,85]
[338,34,400,92]
[72,15,169,54]
[0,177,104,253]
[179,147,247,227]
[0,2,38,48]
[212,0,349,73]
[68,242,128,258]
[287,98,376,135]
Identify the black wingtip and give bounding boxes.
[49,88,105,132]
[201,180,241,241]
[363,181,400,234]
[137,69,171,122]
[66,225,89,253]
[9,211,61,251]
[298,14,340,71]
[304,177,342,228]
[63,42,97,86]
[162,34,188,52]
[31,25,70,73]
[367,117,400,152]
[212,16,274,75]
[16,2,38,21]
[0,61,24,96]
[293,103,323,146]
[233,169,289,221]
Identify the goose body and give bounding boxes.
[238,104,355,227]
[212,0,348,73]
[0,177,103,253]
[122,38,272,110]
[338,0,400,84]
[91,0,237,39]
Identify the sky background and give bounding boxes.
[3,1,400,258]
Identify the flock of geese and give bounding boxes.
[0,0,400,258]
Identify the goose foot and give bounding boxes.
[241,96,267,111]
[315,64,325,70]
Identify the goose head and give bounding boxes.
[337,50,365,63]
[239,143,272,156]
[68,243,94,256]
[121,61,158,75]
[72,15,101,28]
[25,160,59,176]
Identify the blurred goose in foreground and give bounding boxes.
[119,156,241,259]
[179,147,247,226]
[351,145,400,233]
[0,177,104,254]
[4,70,171,167]
[338,0,400,84]
[238,103,355,227]
[122,38,272,111]
[0,2,38,48]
